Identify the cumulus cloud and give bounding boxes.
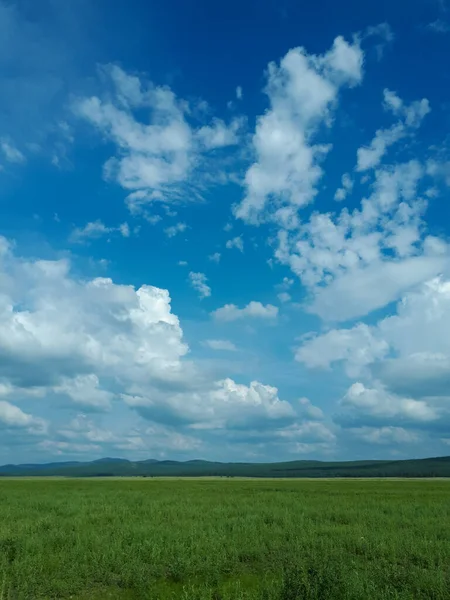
[188,272,211,299]
[356,90,430,172]
[212,301,278,321]
[276,159,450,321]
[74,65,243,215]
[0,400,47,434]
[234,35,363,225]
[208,252,221,263]
[0,236,189,395]
[225,236,244,252]
[300,276,450,395]
[164,222,187,238]
[300,275,450,441]
[296,323,388,374]
[334,173,353,201]
[0,235,330,460]
[70,220,130,243]
[337,382,438,429]
[123,378,296,430]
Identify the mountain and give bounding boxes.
[0,456,449,478]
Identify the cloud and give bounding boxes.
[356,90,430,172]
[0,138,26,164]
[54,375,114,410]
[234,35,363,225]
[196,117,243,149]
[296,323,388,373]
[299,275,450,440]
[0,234,332,462]
[225,236,244,252]
[0,400,47,434]
[334,173,353,201]
[276,159,450,321]
[212,301,278,321]
[336,382,438,428]
[164,222,187,238]
[277,292,291,303]
[70,219,130,243]
[203,339,237,352]
[123,378,296,430]
[310,253,448,322]
[297,275,450,379]
[349,426,420,445]
[364,23,394,60]
[0,236,189,395]
[208,252,221,263]
[74,65,243,214]
[188,272,211,299]
[427,19,450,33]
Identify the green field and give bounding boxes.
[0,479,449,599]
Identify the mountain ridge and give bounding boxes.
[1,456,449,478]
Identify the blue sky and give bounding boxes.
[1,0,450,464]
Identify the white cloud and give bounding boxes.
[70,220,131,243]
[338,382,437,426]
[276,160,450,321]
[0,236,189,396]
[296,323,388,374]
[196,117,243,149]
[203,339,237,352]
[0,138,25,164]
[164,222,187,238]
[75,65,242,214]
[310,253,448,322]
[0,235,325,459]
[300,275,450,438]
[188,272,211,299]
[124,378,295,430]
[119,222,130,238]
[225,236,244,252]
[234,36,363,224]
[0,400,47,434]
[54,375,114,410]
[356,90,430,172]
[212,301,278,321]
[277,292,291,303]
[178,260,188,266]
[301,275,450,386]
[334,173,353,201]
[208,252,221,263]
[236,86,243,100]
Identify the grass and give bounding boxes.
[0,479,448,599]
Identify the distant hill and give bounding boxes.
[0,456,450,478]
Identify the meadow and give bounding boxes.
[0,478,448,599]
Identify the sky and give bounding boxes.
[0,0,450,464]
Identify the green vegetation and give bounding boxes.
[1,455,450,477]
[0,479,449,599]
